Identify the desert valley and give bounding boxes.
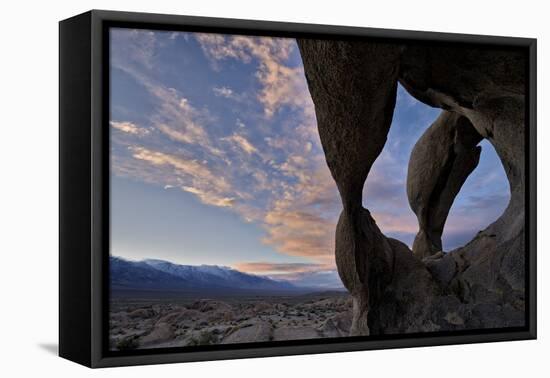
[109,256,351,350]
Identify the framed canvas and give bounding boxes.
[59,10,537,368]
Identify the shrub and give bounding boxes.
[116,336,139,351]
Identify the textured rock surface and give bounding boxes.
[273,326,320,341]
[140,322,174,346]
[110,293,353,349]
[297,39,526,334]
[399,45,526,111]
[407,111,482,259]
[222,321,272,344]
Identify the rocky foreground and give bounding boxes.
[110,292,352,350]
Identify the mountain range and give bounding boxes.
[110,256,343,296]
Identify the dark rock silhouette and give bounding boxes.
[298,40,401,335]
[297,40,526,335]
[407,111,482,259]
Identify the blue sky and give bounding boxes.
[109,28,510,282]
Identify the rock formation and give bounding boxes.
[407,111,482,259]
[110,294,353,349]
[298,40,400,335]
[297,40,526,335]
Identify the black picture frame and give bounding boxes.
[59,9,537,368]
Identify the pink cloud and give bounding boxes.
[195,33,312,118]
[234,262,329,275]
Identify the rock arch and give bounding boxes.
[407,110,483,259]
[297,39,526,335]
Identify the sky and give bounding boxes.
[109,28,511,284]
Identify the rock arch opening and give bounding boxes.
[443,139,511,251]
[364,84,510,254]
[363,84,440,248]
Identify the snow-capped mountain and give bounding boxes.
[110,256,299,294]
[142,259,296,291]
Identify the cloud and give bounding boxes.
[261,177,339,263]
[277,154,310,182]
[212,86,241,100]
[452,193,510,217]
[111,29,157,70]
[111,29,224,158]
[195,33,252,63]
[110,121,150,136]
[444,193,509,236]
[256,59,310,118]
[271,269,344,288]
[236,119,246,128]
[371,211,418,235]
[154,91,226,158]
[261,213,335,261]
[193,34,340,266]
[364,173,407,207]
[146,87,218,153]
[234,262,328,275]
[129,146,235,208]
[234,262,344,289]
[181,186,235,208]
[221,133,258,155]
[195,33,312,118]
